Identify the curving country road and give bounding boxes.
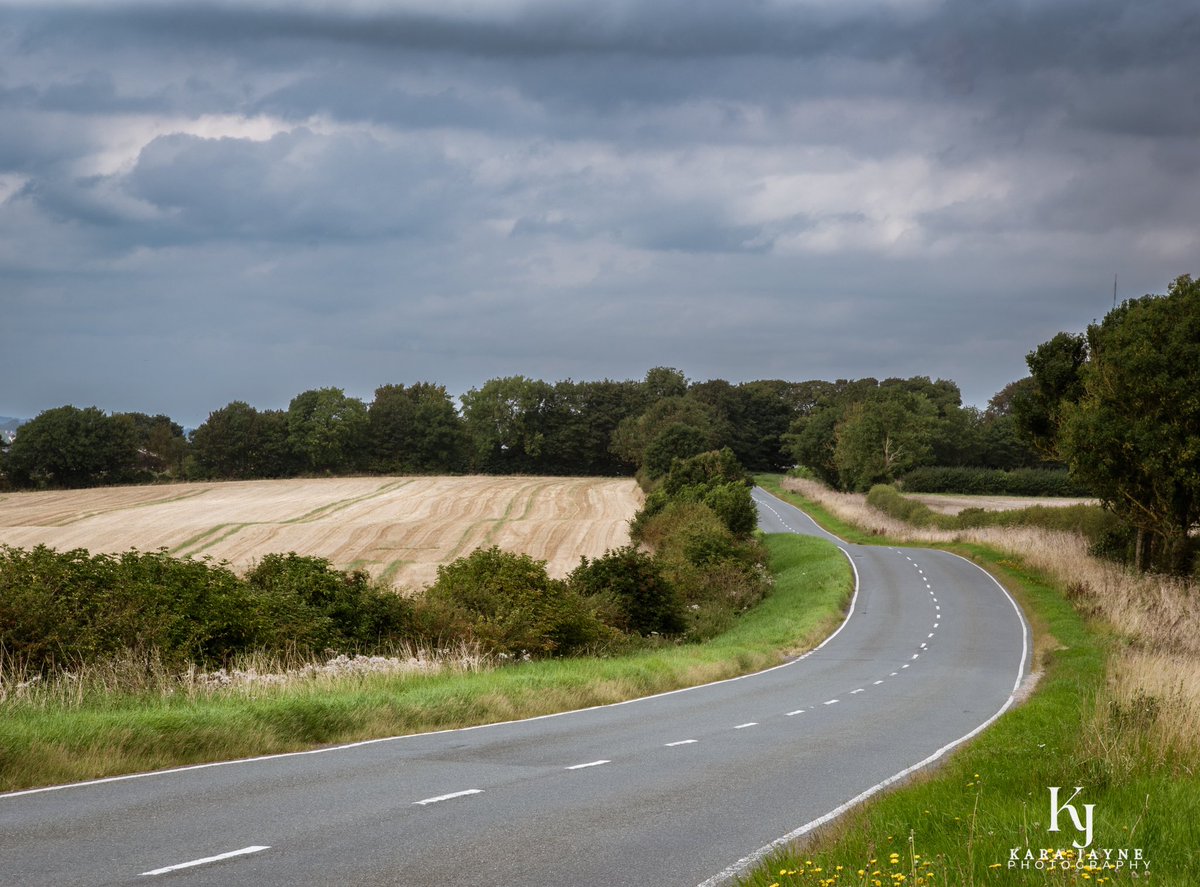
[0,488,1028,887]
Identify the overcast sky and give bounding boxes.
[2,0,1197,426]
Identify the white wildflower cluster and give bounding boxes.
[196,653,440,689]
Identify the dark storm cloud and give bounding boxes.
[1,0,1198,423]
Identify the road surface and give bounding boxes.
[0,487,1028,886]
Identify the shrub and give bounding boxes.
[866,485,947,528]
[699,482,758,538]
[244,553,416,653]
[421,547,611,657]
[569,547,684,635]
[0,545,253,671]
[0,545,421,674]
[644,424,711,478]
[663,447,748,495]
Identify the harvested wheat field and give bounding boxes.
[0,476,643,590]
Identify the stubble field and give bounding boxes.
[0,476,642,590]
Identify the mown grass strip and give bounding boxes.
[738,480,1198,886]
[0,533,850,793]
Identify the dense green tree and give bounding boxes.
[254,409,300,477]
[120,412,188,477]
[688,379,795,470]
[523,379,648,475]
[976,378,1041,470]
[610,397,726,474]
[662,447,748,495]
[191,401,268,479]
[1013,332,1088,458]
[569,547,683,635]
[460,376,555,473]
[643,366,689,401]
[423,547,608,656]
[368,382,467,473]
[4,405,138,488]
[1057,274,1200,572]
[643,423,712,478]
[287,388,369,474]
[833,389,939,491]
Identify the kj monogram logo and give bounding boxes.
[1048,786,1094,849]
[1003,786,1149,874]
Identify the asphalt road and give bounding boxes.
[0,488,1029,887]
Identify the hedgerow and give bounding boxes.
[897,466,1091,497]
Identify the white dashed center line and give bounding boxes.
[823,699,839,705]
[786,709,805,716]
[665,740,697,747]
[140,847,270,877]
[734,722,758,730]
[414,789,483,806]
[565,760,611,770]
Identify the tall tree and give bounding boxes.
[1058,274,1200,572]
[610,396,726,477]
[191,401,268,479]
[287,388,369,474]
[833,389,939,491]
[459,376,554,473]
[4,405,138,488]
[368,382,467,473]
[120,412,188,477]
[1013,332,1088,458]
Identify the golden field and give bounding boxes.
[0,476,642,590]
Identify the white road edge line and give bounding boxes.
[696,549,1031,887]
[665,740,697,747]
[413,789,483,806]
[140,846,269,877]
[565,760,611,770]
[5,489,862,803]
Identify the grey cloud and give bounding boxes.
[21,128,475,245]
[2,0,1198,423]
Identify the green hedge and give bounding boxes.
[898,466,1091,497]
[0,546,416,673]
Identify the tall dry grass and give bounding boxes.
[0,643,490,710]
[781,477,1200,765]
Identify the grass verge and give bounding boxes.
[0,533,850,793]
[738,478,1198,886]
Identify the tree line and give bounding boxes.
[0,367,1044,491]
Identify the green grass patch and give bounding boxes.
[738,483,1199,886]
[0,533,851,793]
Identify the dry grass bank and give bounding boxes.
[782,476,1200,762]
